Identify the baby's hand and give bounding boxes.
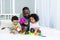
[34,27,39,30]
[24,22,28,25]
[10,27,15,30]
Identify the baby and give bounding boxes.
[10,16,21,34]
[30,14,41,35]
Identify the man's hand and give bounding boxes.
[24,22,28,25]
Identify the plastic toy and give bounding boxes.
[15,26,18,30]
[38,33,42,36]
[29,28,43,36]
[35,32,39,36]
[20,18,26,24]
[41,36,46,37]
[30,28,35,33]
[29,31,34,35]
[22,32,25,35]
[29,28,35,35]
[14,26,21,32]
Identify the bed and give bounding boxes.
[0,26,60,40]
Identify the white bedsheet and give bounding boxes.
[0,27,60,40]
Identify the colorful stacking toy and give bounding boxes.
[20,18,26,24]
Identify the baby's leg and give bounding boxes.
[1,27,6,30]
[10,30,15,34]
[34,29,41,36]
[37,29,41,33]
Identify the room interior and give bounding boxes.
[0,0,60,40]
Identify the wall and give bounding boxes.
[36,0,60,30]
[15,0,35,13]
[0,0,35,27]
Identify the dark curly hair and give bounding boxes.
[30,14,39,22]
[11,16,18,21]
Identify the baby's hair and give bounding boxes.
[11,16,18,21]
[30,13,39,22]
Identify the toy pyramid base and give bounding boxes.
[21,31,46,37]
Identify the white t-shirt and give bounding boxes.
[30,22,40,29]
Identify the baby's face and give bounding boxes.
[30,17,35,23]
[12,20,18,25]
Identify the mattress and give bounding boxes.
[0,26,60,40]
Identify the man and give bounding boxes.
[20,7,30,34]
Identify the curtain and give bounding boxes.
[36,0,60,30]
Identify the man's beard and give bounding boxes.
[24,16,29,19]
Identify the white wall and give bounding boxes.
[0,0,1,13]
[0,0,35,27]
[36,0,60,30]
[15,0,35,13]
[1,0,35,13]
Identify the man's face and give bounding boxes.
[23,10,30,17]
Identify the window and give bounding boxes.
[2,0,13,13]
[15,0,35,13]
[0,0,34,26]
[0,0,1,13]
